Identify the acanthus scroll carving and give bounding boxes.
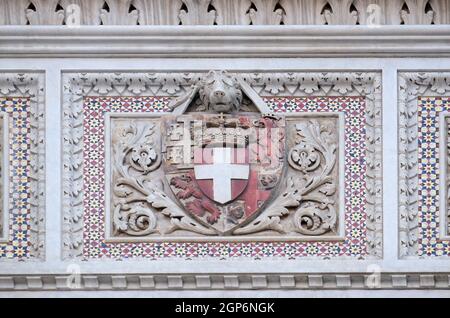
[234,118,338,236]
[111,120,216,237]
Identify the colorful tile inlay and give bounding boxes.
[0,98,32,259]
[83,96,368,259]
[417,96,450,257]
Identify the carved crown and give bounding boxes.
[193,115,252,148]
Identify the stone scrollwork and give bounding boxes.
[111,120,215,237]
[127,126,161,174]
[289,138,320,173]
[293,204,337,236]
[291,120,338,236]
[113,203,157,236]
[234,118,339,236]
[112,121,160,236]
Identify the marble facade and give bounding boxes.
[0,0,450,297]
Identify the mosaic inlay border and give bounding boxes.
[81,96,366,259]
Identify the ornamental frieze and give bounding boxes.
[63,70,382,259]
[105,71,343,240]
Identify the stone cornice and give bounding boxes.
[1,25,450,57]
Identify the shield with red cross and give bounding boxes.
[164,114,285,234]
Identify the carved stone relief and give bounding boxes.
[0,0,449,25]
[107,111,342,239]
[233,114,342,237]
[62,71,382,259]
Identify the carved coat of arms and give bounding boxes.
[163,113,284,234]
[110,70,340,239]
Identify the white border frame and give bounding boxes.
[62,70,382,259]
[0,113,9,243]
[439,112,450,241]
[104,112,164,241]
[284,112,346,239]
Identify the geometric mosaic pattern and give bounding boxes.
[0,98,32,259]
[82,96,368,259]
[418,96,450,257]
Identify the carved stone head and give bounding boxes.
[198,70,243,113]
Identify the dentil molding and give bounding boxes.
[0,0,449,25]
